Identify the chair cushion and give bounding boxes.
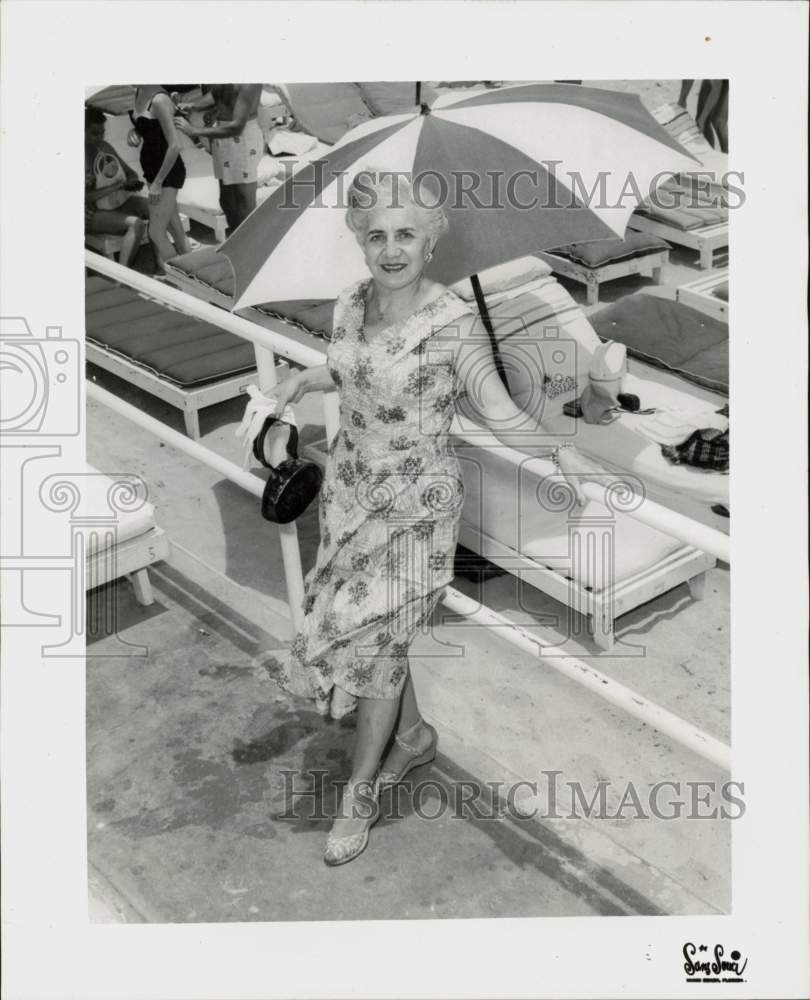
[86,274,256,386]
[165,249,336,336]
[633,201,727,231]
[484,276,601,419]
[522,498,684,591]
[451,256,552,301]
[548,233,670,268]
[590,294,728,394]
[167,246,234,295]
[82,464,156,555]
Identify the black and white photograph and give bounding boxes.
[1,3,808,999]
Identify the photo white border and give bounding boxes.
[1,1,808,997]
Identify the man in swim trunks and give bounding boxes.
[176,84,264,234]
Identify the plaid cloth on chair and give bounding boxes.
[661,427,729,471]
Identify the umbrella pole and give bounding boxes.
[415,81,421,105]
[470,273,510,390]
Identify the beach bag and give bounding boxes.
[93,150,129,210]
[253,415,324,524]
[579,340,627,425]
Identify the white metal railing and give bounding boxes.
[85,252,731,770]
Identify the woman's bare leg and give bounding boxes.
[148,186,180,271]
[229,181,258,230]
[712,81,729,153]
[118,218,148,267]
[87,210,147,268]
[378,666,434,777]
[328,694,399,840]
[168,209,190,255]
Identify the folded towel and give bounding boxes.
[633,407,728,446]
[268,129,318,156]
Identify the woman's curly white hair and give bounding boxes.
[345,168,449,246]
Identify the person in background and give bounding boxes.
[85,107,149,268]
[677,79,728,152]
[175,84,264,234]
[128,85,191,272]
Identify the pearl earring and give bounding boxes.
[425,249,433,262]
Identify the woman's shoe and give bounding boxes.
[323,778,380,868]
[377,721,438,789]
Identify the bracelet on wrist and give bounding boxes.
[551,443,573,468]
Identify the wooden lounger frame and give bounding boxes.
[676,268,730,323]
[537,247,670,306]
[86,341,259,440]
[627,215,728,270]
[458,523,714,652]
[86,525,169,606]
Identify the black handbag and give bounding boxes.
[253,415,324,524]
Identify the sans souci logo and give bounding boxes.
[683,942,748,983]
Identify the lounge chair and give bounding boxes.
[628,203,728,270]
[83,463,169,606]
[537,232,670,305]
[676,268,729,323]
[86,271,260,439]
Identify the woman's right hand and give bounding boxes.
[127,128,142,148]
[271,371,307,410]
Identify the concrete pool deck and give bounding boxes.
[86,367,730,922]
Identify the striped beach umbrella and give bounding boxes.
[222,83,698,309]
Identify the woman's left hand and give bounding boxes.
[148,181,162,205]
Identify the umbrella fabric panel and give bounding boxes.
[411,115,618,286]
[441,83,697,159]
[224,117,418,304]
[433,102,700,235]
[223,83,701,308]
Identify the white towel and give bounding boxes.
[633,407,728,446]
[235,385,297,469]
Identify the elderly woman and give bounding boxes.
[268,170,593,867]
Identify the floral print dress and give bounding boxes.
[269,279,474,719]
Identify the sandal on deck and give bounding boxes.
[324,778,380,868]
[377,721,438,788]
